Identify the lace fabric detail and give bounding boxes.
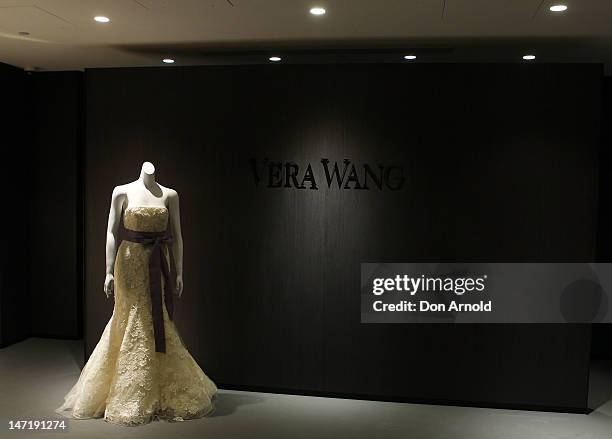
[123,206,169,232]
[55,207,217,426]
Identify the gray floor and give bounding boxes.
[1,338,612,439]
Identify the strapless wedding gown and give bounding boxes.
[55,206,217,426]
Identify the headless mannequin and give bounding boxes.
[104,161,184,299]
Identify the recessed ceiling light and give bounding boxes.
[549,4,568,12]
[523,54,536,60]
[94,16,110,23]
[310,7,326,15]
[162,58,175,64]
[404,55,417,60]
[269,56,282,62]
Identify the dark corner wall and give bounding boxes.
[29,72,83,339]
[0,62,30,347]
[593,76,612,359]
[84,63,601,412]
[0,63,82,347]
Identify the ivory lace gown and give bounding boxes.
[56,206,217,426]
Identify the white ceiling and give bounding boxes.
[1,0,611,71]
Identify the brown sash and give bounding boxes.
[122,228,176,353]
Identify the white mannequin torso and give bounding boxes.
[121,162,170,209]
[103,161,184,298]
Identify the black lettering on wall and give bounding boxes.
[344,162,364,190]
[250,157,405,191]
[268,161,283,188]
[302,163,318,190]
[321,158,350,189]
[363,164,383,190]
[385,166,405,191]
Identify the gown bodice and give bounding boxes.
[123,206,169,233]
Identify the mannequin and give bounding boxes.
[56,160,217,425]
[104,161,184,299]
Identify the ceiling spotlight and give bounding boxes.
[162,58,175,64]
[549,4,568,12]
[404,55,417,60]
[523,54,536,60]
[94,16,110,23]
[269,56,282,62]
[310,7,326,15]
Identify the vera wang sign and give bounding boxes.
[249,158,405,190]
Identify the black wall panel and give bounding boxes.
[29,72,83,339]
[0,63,30,347]
[593,76,612,359]
[84,64,601,411]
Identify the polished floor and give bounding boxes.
[1,337,612,439]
